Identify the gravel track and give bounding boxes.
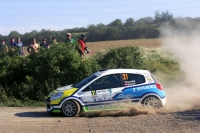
[0,107,200,133]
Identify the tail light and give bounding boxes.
[156,83,163,90]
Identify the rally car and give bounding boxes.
[46,68,166,117]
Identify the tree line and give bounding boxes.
[0,11,200,46]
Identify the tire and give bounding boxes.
[141,96,161,109]
[61,100,80,117]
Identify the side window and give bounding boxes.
[123,73,145,86]
[82,86,90,92]
[90,74,121,90]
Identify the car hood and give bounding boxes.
[48,85,78,98]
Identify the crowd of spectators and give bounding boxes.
[0,33,89,57]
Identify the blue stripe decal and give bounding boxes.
[121,83,156,91]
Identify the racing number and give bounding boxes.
[91,90,97,96]
[123,73,128,80]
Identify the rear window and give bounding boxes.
[123,73,145,86]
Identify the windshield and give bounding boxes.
[72,74,97,89]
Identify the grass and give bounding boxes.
[0,99,46,107]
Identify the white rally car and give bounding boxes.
[46,69,166,117]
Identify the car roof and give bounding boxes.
[98,69,151,76]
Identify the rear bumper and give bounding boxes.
[160,97,166,107]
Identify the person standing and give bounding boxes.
[0,40,8,53]
[40,38,50,49]
[27,38,40,54]
[78,34,89,57]
[15,37,25,55]
[9,37,16,52]
[65,33,75,44]
[52,37,58,44]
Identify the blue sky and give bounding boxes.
[1,0,200,35]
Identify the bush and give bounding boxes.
[95,46,144,69]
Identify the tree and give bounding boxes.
[108,19,123,27]
[8,31,21,38]
[154,10,174,25]
[137,17,154,24]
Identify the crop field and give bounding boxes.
[87,38,161,55]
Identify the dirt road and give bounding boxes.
[0,107,200,133]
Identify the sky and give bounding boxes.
[0,0,200,36]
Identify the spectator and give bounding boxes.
[52,37,58,44]
[27,38,40,54]
[15,37,25,55]
[9,37,16,52]
[0,40,8,53]
[65,33,75,44]
[78,34,89,57]
[40,38,50,49]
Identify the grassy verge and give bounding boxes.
[0,99,46,107]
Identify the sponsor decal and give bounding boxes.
[97,98,102,101]
[96,90,107,93]
[91,90,97,96]
[133,85,156,92]
[102,94,113,98]
[102,94,106,97]
[101,96,113,100]
[118,94,134,99]
[88,106,98,110]
[92,95,97,98]
[124,80,135,86]
[146,77,154,83]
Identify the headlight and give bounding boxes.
[50,92,64,100]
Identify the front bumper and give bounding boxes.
[46,99,61,113]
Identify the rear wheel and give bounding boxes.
[61,100,80,117]
[142,96,161,109]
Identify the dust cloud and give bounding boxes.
[160,28,200,112]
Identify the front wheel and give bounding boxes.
[61,100,80,117]
[142,96,161,109]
